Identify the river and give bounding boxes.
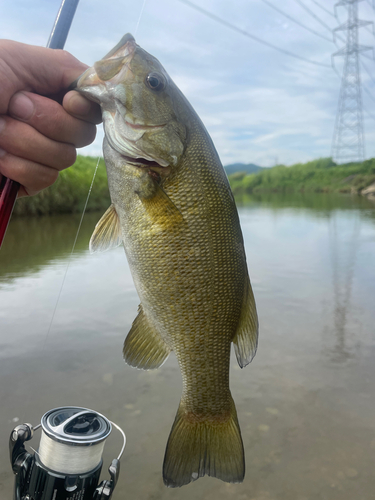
[1,193,374,500]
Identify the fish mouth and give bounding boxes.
[125,120,166,131]
[119,153,171,177]
[105,121,171,172]
[103,111,172,173]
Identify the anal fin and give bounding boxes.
[232,275,259,368]
[124,305,171,370]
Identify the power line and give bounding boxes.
[294,0,337,32]
[294,0,346,43]
[309,0,336,19]
[176,0,331,67]
[260,0,333,42]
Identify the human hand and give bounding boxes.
[0,39,102,197]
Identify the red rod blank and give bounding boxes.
[0,177,19,248]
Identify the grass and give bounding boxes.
[228,158,375,196]
[13,155,111,216]
[12,155,375,217]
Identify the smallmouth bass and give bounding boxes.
[77,34,258,487]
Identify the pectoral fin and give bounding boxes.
[139,181,184,228]
[232,275,259,368]
[124,304,171,370]
[89,204,122,254]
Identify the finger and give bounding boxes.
[0,116,76,171]
[63,91,102,125]
[0,40,88,114]
[8,91,97,148]
[0,151,59,197]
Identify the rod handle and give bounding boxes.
[0,177,20,249]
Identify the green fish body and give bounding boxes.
[77,34,258,487]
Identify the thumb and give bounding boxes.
[0,39,88,115]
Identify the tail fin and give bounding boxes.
[163,399,245,487]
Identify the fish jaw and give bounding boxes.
[102,109,170,168]
[76,34,186,171]
[76,34,136,108]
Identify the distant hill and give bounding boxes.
[227,157,375,196]
[224,163,264,175]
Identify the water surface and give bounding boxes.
[1,194,375,500]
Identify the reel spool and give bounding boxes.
[10,406,126,500]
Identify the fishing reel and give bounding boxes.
[9,406,126,500]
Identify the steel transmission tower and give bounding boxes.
[331,0,373,163]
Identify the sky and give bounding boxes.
[1,0,375,167]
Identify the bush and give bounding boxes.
[13,156,111,216]
[228,157,375,195]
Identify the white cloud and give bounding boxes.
[1,0,374,165]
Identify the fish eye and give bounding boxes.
[146,72,166,91]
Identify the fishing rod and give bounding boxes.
[7,3,127,498]
[0,0,80,249]
[10,406,125,500]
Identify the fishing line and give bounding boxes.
[134,0,147,37]
[42,157,101,350]
[38,430,106,474]
[42,0,148,353]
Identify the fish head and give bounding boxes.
[77,34,187,173]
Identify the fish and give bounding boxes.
[76,34,259,488]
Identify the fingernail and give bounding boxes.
[9,92,35,121]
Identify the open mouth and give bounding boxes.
[125,120,166,131]
[121,154,166,169]
[120,154,171,181]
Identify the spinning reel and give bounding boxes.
[10,406,126,500]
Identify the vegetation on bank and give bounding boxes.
[13,155,110,216]
[228,157,375,196]
[11,155,375,217]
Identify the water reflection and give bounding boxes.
[328,213,361,363]
[0,193,374,500]
[0,212,100,282]
[236,191,375,218]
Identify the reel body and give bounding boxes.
[10,407,124,500]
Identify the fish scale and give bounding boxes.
[77,33,258,487]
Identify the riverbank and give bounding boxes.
[228,157,375,197]
[12,155,375,216]
[13,155,110,216]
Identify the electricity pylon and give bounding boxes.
[331,0,374,163]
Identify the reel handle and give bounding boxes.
[10,423,34,473]
[9,424,35,500]
[94,459,120,500]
